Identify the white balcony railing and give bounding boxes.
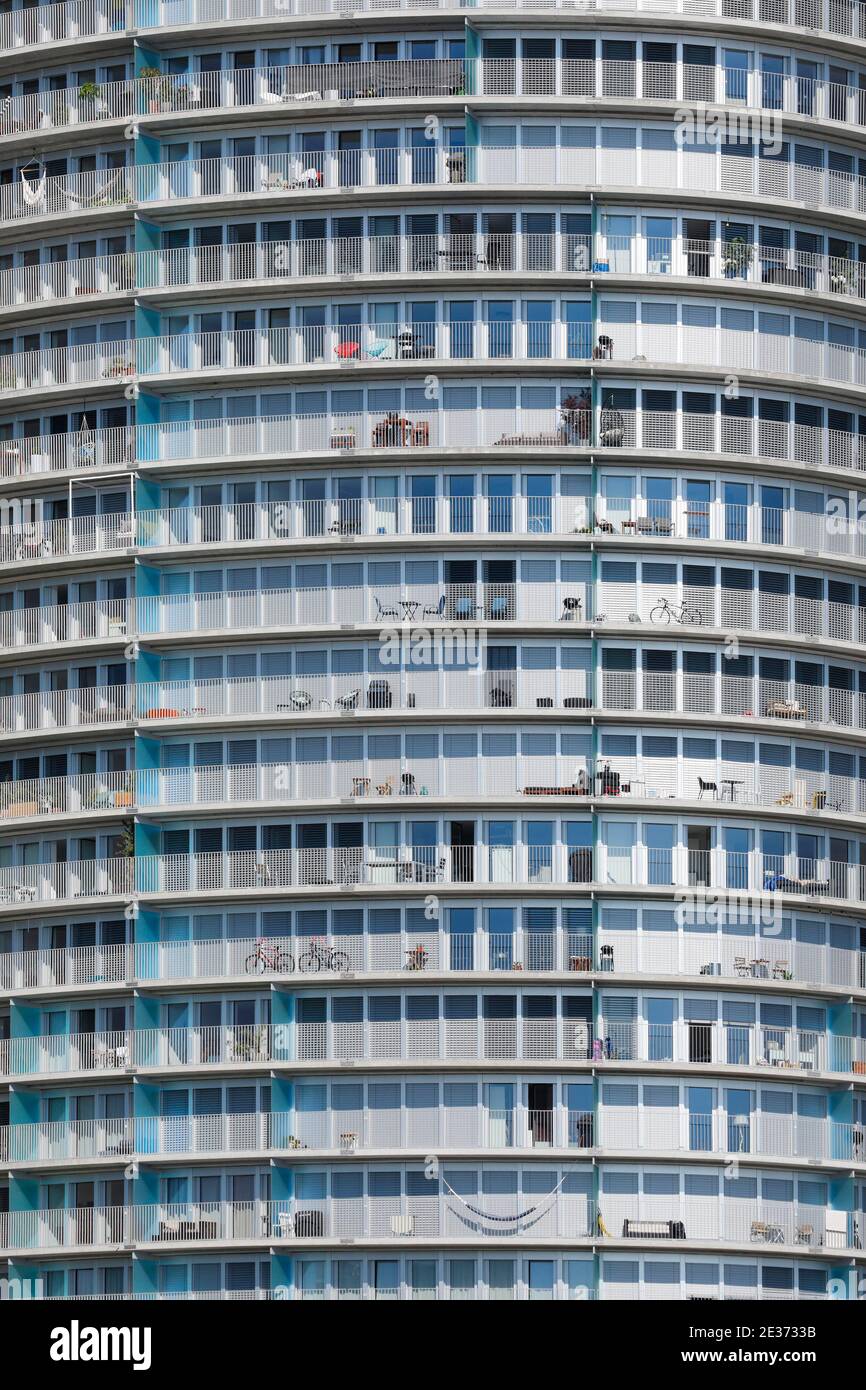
[0,1195,584,1253]
[9,317,866,396]
[2,1019,861,1089]
[5,0,866,59]
[8,511,866,617]
[0,322,600,390]
[7,234,866,315]
[4,756,866,827]
[597,583,866,636]
[0,60,467,142]
[0,511,135,564]
[0,250,135,312]
[0,425,134,481]
[0,596,130,651]
[8,663,866,739]
[2,845,866,914]
[0,768,134,820]
[2,929,864,998]
[0,1191,861,1255]
[0,165,136,225]
[1,410,864,489]
[132,582,583,633]
[10,142,866,227]
[0,854,131,907]
[135,496,866,561]
[7,58,866,145]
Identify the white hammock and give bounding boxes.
[64,166,127,208]
[20,167,46,206]
[21,166,128,211]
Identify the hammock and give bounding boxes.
[21,165,127,211]
[65,166,127,208]
[443,1172,571,1224]
[20,167,46,206]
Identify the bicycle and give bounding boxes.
[245,937,295,975]
[650,596,704,625]
[298,936,351,973]
[405,944,429,971]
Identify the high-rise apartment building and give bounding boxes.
[0,0,865,1303]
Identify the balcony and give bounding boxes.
[5,754,866,830]
[127,582,866,646]
[0,1195,583,1254]
[0,425,134,482]
[0,0,131,56]
[1,409,863,488]
[0,768,133,821]
[1,165,136,226]
[0,596,130,653]
[8,505,866,592]
[10,142,866,229]
[133,581,588,635]
[0,843,859,910]
[136,495,593,548]
[6,657,866,739]
[0,60,466,144]
[0,250,135,312]
[9,58,866,148]
[596,582,866,642]
[0,322,598,394]
[0,1108,597,1166]
[1,1017,862,1090]
[474,57,866,126]
[4,0,866,59]
[8,661,866,741]
[0,680,135,737]
[9,233,866,317]
[0,511,135,565]
[1,924,864,998]
[0,1193,860,1257]
[9,316,866,394]
[0,854,130,909]
[133,496,866,564]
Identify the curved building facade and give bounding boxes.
[0,0,866,1304]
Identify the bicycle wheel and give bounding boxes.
[685,608,704,625]
[649,605,671,624]
[329,951,351,972]
[298,951,321,973]
[275,951,295,974]
[245,952,265,975]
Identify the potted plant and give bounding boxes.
[560,392,591,443]
[723,234,753,279]
[231,1024,269,1061]
[116,820,135,856]
[103,356,134,379]
[78,81,102,115]
[139,66,173,113]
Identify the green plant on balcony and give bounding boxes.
[139,66,175,113]
[723,235,753,278]
[103,357,134,379]
[231,1025,269,1062]
[78,82,102,105]
[116,820,135,857]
